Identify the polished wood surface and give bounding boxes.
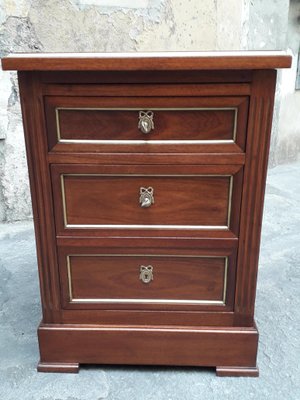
[6,52,287,376]
[234,70,277,325]
[1,51,291,70]
[58,108,235,142]
[18,72,62,324]
[38,323,259,369]
[47,152,246,165]
[51,164,243,236]
[45,89,248,153]
[60,173,230,227]
[64,254,226,302]
[47,98,237,142]
[57,243,237,313]
[39,70,254,84]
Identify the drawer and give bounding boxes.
[51,164,243,235]
[58,248,236,311]
[45,96,248,152]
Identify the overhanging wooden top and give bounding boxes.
[1,51,292,71]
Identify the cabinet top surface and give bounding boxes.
[1,51,291,71]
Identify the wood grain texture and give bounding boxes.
[38,323,259,369]
[42,83,251,96]
[63,175,230,226]
[68,255,226,301]
[56,229,238,240]
[57,243,237,317]
[58,108,235,142]
[59,309,236,326]
[45,95,248,153]
[2,51,291,70]
[10,53,287,376]
[39,70,254,84]
[234,70,277,325]
[18,72,62,323]
[47,152,246,165]
[50,163,243,235]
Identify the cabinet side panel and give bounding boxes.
[18,72,61,323]
[234,70,277,324]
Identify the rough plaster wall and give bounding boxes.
[216,0,247,50]
[248,0,290,50]
[0,4,44,222]
[275,0,300,165]
[0,0,292,221]
[0,0,246,222]
[246,0,291,167]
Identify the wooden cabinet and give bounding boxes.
[1,52,291,376]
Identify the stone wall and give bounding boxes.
[275,0,300,165]
[0,0,295,221]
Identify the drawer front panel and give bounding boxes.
[57,108,235,141]
[63,175,230,228]
[51,165,243,233]
[45,96,248,151]
[60,254,228,306]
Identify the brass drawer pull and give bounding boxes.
[139,265,153,284]
[139,187,154,208]
[138,110,154,134]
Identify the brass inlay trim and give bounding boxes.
[60,174,233,230]
[227,174,234,228]
[66,254,228,305]
[222,257,228,304]
[55,107,238,145]
[67,256,73,302]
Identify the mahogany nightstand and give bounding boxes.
[1,51,291,376]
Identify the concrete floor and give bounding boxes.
[0,162,300,400]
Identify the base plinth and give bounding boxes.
[37,322,259,376]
